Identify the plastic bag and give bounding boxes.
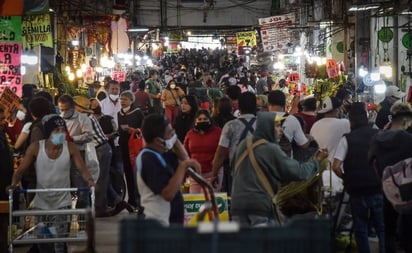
[85,142,100,182]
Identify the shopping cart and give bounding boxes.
[8,187,95,253]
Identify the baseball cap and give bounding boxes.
[274,115,287,122]
[385,85,405,99]
[318,96,342,113]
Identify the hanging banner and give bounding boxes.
[22,14,53,49]
[111,71,126,82]
[0,42,22,97]
[0,16,22,42]
[0,87,21,126]
[0,0,24,16]
[259,14,295,52]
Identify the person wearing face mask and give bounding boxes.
[136,114,200,226]
[117,91,145,210]
[7,115,95,253]
[99,80,124,185]
[183,109,222,193]
[58,95,93,209]
[161,80,185,126]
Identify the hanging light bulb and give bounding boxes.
[76,69,83,78]
[68,72,75,81]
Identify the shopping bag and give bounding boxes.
[129,128,145,169]
[85,142,100,182]
[382,157,412,214]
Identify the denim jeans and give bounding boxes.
[350,193,385,253]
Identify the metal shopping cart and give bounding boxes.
[8,187,95,253]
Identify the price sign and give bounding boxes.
[0,42,22,97]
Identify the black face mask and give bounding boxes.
[195,121,211,132]
[92,106,102,115]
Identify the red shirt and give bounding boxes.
[184,126,221,174]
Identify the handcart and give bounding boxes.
[8,187,95,253]
[186,167,219,222]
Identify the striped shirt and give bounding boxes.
[89,114,108,147]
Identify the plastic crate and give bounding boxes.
[120,217,331,253]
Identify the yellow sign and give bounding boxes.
[183,193,229,226]
[21,14,53,48]
[236,31,256,47]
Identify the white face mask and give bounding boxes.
[16,110,26,121]
[109,94,119,101]
[162,133,177,150]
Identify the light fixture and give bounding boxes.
[379,65,392,78]
[374,80,387,94]
[348,4,380,12]
[359,66,368,78]
[71,39,79,46]
[273,62,285,70]
[127,28,149,32]
[76,69,83,78]
[68,72,75,81]
[370,69,381,82]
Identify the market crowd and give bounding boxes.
[1,48,412,253]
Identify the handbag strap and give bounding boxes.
[234,138,266,171]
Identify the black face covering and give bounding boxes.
[92,106,102,115]
[195,121,211,132]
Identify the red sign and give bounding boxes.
[111,71,126,82]
[0,42,22,97]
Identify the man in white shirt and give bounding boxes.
[267,90,313,155]
[310,96,350,193]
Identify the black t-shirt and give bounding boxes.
[140,149,184,224]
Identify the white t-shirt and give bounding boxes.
[334,137,348,162]
[310,117,350,193]
[275,111,308,146]
[21,122,32,134]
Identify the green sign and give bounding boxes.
[378,27,393,43]
[336,41,344,53]
[0,16,22,42]
[402,32,412,49]
[184,196,227,213]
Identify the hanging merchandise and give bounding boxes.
[326,59,339,78]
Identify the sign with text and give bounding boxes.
[236,31,256,47]
[183,193,229,226]
[0,87,21,125]
[111,71,126,82]
[0,42,22,97]
[259,14,296,52]
[22,14,53,48]
[0,16,22,42]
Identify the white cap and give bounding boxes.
[385,85,405,99]
[318,97,342,113]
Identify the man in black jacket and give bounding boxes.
[333,102,383,253]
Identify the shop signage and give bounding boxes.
[402,32,412,49]
[0,87,21,126]
[236,31,256,47]
[111,71,126,82]
[0,42,22,97]
[183,193,229,226]
[258,14,295,52]
[0,16,22,42]
[22,14,53,48]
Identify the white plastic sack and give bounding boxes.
[85,142,100,182]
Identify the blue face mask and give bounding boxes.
[51,133,66,145]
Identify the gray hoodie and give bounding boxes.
[231,111,319,218]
